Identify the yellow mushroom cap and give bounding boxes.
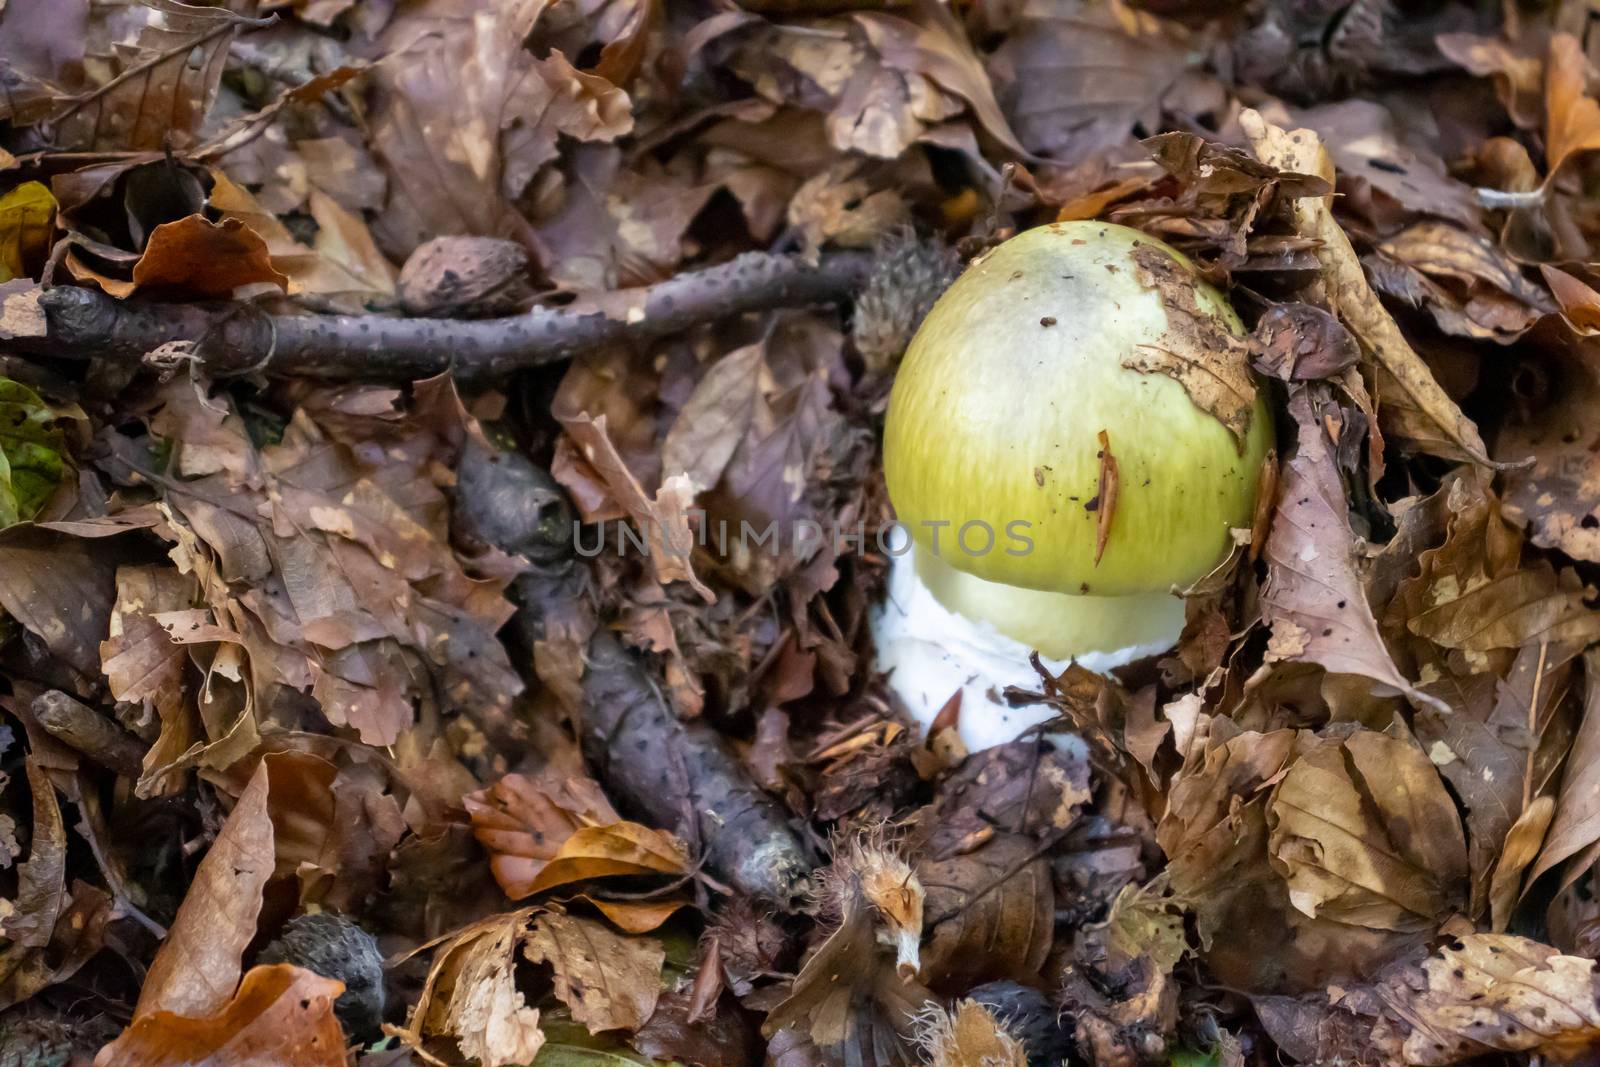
[882,222,1274,598]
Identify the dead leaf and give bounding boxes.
[136,761,273,1019]
[1370,934,1600,1064]
[95,964,346,1067]
[1262,390,1445,713]
[402,908,546,1067]
[919,835,1053,990]
[465,772,623,900]
[1241,109,1495,465]
[526,910,665,1033]
[371,6,632,260]
[524,822,693,896]
[991,0,1196,160]
[48,1,265,153]
[1541,34,1600,188]
[130,215,288,297]
[1266,729,1468,932]
[0,760,65,949]
[0,182,55,282]
[1489,796,1555,932]
[1527,649,1600,895]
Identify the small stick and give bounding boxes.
[31,690,148,779]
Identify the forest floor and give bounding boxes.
[2,0,1600,1065]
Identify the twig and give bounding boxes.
[9,251,873,382]
[31,690,149,779]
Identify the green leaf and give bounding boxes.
[535,1044,661,1067]
[0,182,56,282]
[0,378,68,526]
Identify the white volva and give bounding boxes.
[872,547,1180,750]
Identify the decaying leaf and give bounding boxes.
[95,964,346,1067]
[1266,728,1467,932]
[1262,390,1445,713]
[526,910,665,1033]
[402,908,546,1067]
[136,761,273,1020]
[1369,934,1600,1064]
[524,822,693,897]
[1241,109,1495,465]
[466,772,624,899]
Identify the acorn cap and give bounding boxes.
[883,222,1273,598]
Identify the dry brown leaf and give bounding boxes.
[1290,100,1483,227]
[1489,796,1555,932]
[1266,729,1468,932]
[371,5,632,259]
[129,215,288,297]
[50,1,263,153]
[0,760,66,949]
[557,409,713,600]
[525,822,692,896]
[660,342,766,495]
[1262,390,1444,713]
[991,0,1195,160]
[403,908,545,1067]
[1241,109,1494,465]
[1406,564,1600,650]
[1542,34,1600,186]
[136,761,273,1019]
[95,964,346,1067]
[1527,650,1600,895]
[919,834,1053,990]
[465,772,622,900]
[526,910,665,1033]
[574,895,689,934]
[1371,934,1600,1064]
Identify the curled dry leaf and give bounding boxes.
[403,908,545,1067]
[95,964,346,1067]
[1526,649,1600,895]
[523,822,692,897]
[526,910,665,1033]
[1241,109,1494,466]
[1266,728,1468,932]
[136,760,273,1020]
[1262,389,1445,713]
[466,771,622,899]
[129,215,289,297]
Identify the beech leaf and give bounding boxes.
[526,910,665,1033]
[95,964,346,1067]
[136,761,273,1019]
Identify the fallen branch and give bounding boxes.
[4,251,872,381]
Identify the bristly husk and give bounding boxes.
[912,1000,1029,1067]
[852,229,961,373]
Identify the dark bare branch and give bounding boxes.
[10,251,873,382]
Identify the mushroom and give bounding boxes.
[871,222,1274,750]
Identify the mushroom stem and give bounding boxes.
[872,547,1182,750]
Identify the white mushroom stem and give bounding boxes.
[871,547,1183,752]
